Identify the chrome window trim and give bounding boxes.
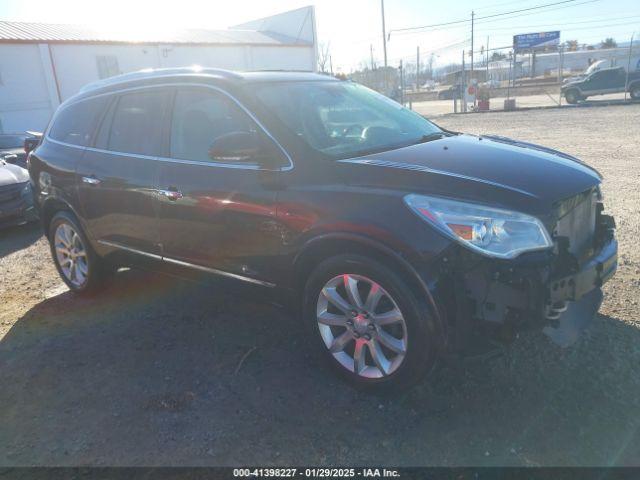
[45,81,293,172]
[97,240,275,287]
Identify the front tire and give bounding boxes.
[630,84,640,100]
[564,89,581,104]
[303,254,440,391]
[48,211,109,294]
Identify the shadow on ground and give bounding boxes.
[1,268,639,466]
[0,222,42,258]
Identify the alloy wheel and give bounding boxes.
[316,274,408,378]
[54,223,89,288]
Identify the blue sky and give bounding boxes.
[0,0,638,71]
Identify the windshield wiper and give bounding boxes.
[413,132,448,145]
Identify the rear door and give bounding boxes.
[156,85,287,284]
[77,87,171,255]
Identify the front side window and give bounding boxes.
[49,96,108,146]
[251,81,442,159]
[170,88,254,163]
[107,90,169,156]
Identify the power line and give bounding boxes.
[388,39,471,64]
[473,0,535,12]
[389,0,584,35]
[477,18,640,34]
[473,0,602,26]
[389,0,604,38]
[476,13,640,31]
[337,0,605,46]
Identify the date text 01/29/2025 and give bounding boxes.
[233,468,401,478]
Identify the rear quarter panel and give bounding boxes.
[28,140,83,234]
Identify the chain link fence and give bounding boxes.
[351,43,640,117]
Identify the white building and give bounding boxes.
[0,6,318,132]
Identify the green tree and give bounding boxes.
[600,38,617,49]
[565,40,579,51]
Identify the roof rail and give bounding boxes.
[79,66,242,93]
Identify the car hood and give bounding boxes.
[0,161,29,187]
[339,134,601,215]
[561,78,583,89]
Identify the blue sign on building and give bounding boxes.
[513,31,560,51]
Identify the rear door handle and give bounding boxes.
[157,189,183,201]
[82,175,101,186]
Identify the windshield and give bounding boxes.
[585,60,607,76]
[251,81,442,158]
[0,135,26,149]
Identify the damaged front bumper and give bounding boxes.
[442,226,617,348]
[543,237,617,346]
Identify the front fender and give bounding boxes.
[292,231,445,335]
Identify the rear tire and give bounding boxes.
[48,211,110,294]
[303,254,440,392]
[630,84,640,100]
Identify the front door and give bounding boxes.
[77,88,171,255]
[582,68,625,94]
[156,86,288,284]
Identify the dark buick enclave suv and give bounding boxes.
[28,68,617,390]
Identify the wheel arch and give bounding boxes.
[40,196,85,240]
[292,233,444,332]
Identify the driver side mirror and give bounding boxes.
[208,131,286,168]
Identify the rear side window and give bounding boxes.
[106,90,169,156]
[170,88,254,162]
[49,96,108,146]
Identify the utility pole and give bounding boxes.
[470,10,475,81]
[370,44,375,71]
[429,53,435,80]
[486,36,490,80]
[381,0,388,68]
[416,46,420,90]
[625,33,635,102]
[399,60,404,105]
[461,49,466,113]
[329,55,334,76]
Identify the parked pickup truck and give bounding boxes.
[561,66,640,104]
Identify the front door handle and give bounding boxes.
[157,189,183,201]
[82,175,101,186]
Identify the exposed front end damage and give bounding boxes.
[438,187,617,348]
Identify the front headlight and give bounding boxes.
[404,194,553,259]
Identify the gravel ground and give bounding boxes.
[1,104,639,467]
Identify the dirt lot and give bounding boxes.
[1,104,639,467]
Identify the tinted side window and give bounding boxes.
[49,96,108,146]
[107,90,168,156]
[170,88,254,162]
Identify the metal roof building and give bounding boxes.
[0,6,318,132]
